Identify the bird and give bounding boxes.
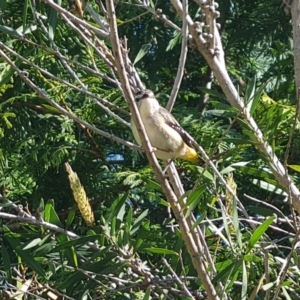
[131,89,200,163]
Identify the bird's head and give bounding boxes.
[134,89,155,103]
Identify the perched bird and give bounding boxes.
[131,89,199,163]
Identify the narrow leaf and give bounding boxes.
[3,227,46,278]
[246,216,275,253]
[0,25,23,37]
[23,238,42,250]
[53,235,100,252]
[144,248,178,255]
[244,75,256,113]
[44,200,62,227]
[288,165,300,172]
[105,193,128,223]
[1,243,12,282]
[143,288,151,300]
[66,205,77,227]
[133,43,151,65]
[241,261,247,300]
[22,0,29,34]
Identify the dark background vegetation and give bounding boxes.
[0,0,299,298]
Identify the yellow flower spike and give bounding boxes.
[65,163,95,227]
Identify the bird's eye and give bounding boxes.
[134,91,143,102]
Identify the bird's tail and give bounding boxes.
[184,147,201,164]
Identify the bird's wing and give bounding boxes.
[158,107,195,149]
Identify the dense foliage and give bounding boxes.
[0,0,299,299]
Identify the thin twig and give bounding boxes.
[166,0,188,111]
[0,42,130,125]
[244,193,295,231]
[42,0,109,39]
[162,258,195,299]
[0,212,100,250]
[0,48,140,151]
[272,238,300,300]
[17,37,119,86]
[134,1,181,32]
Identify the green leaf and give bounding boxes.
[56,235,78,268]
[124,206,133,242]
[197,88,227,100]
[243,254,261,263]
[184,185,206,208]
[22,0,29,34]
[144,248,179,256]
[170,231,183,269]
[110,217,116,237]
[241,261,247,300]
[131,209,148,235]
[41,104,61,113]
[133,43,152,65]
[53,235,100,252]
[250,87,264,115]
[166,32,181,51]
[48,0,61,42]
[252,179,288,196]
[105,192,128,223]
[146,179,162,191]
[221,206,234,251]
[44,200,62,227]
[213,260,242,284]
[281,280,293,287]
[246,216,275,253]
[195,167,214,181]
[1,243,12,282]
[183,185,206,218]
[3,226,46,278]
[23,238,42,250]
[0,59,22,86]
[220,166,236,174]
[0,25,23,37]
[247,206,277,217]
[148,192,169,206]
[262,282,275,291]
[281,286,292,300]
[244,75,256,114]
[143,288,151,300]
[58,259,125,290]
[66,205,77,227]
[288,165,300,172]
[232,194,242,249]
[117,203,126,222]
[190,211,206,231]
[222,138,256,145]
[34,240,57,257]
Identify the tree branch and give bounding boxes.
[171,0,300,214]
[166,0,188,111]
[105,0,220,298]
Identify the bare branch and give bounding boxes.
[162,258,196,299]
[0,211,100,250]
[171,0,300,214]
[42,0,109,38]
[166,0,189,112]
[0,48,139,151]
[0,42,130,124]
